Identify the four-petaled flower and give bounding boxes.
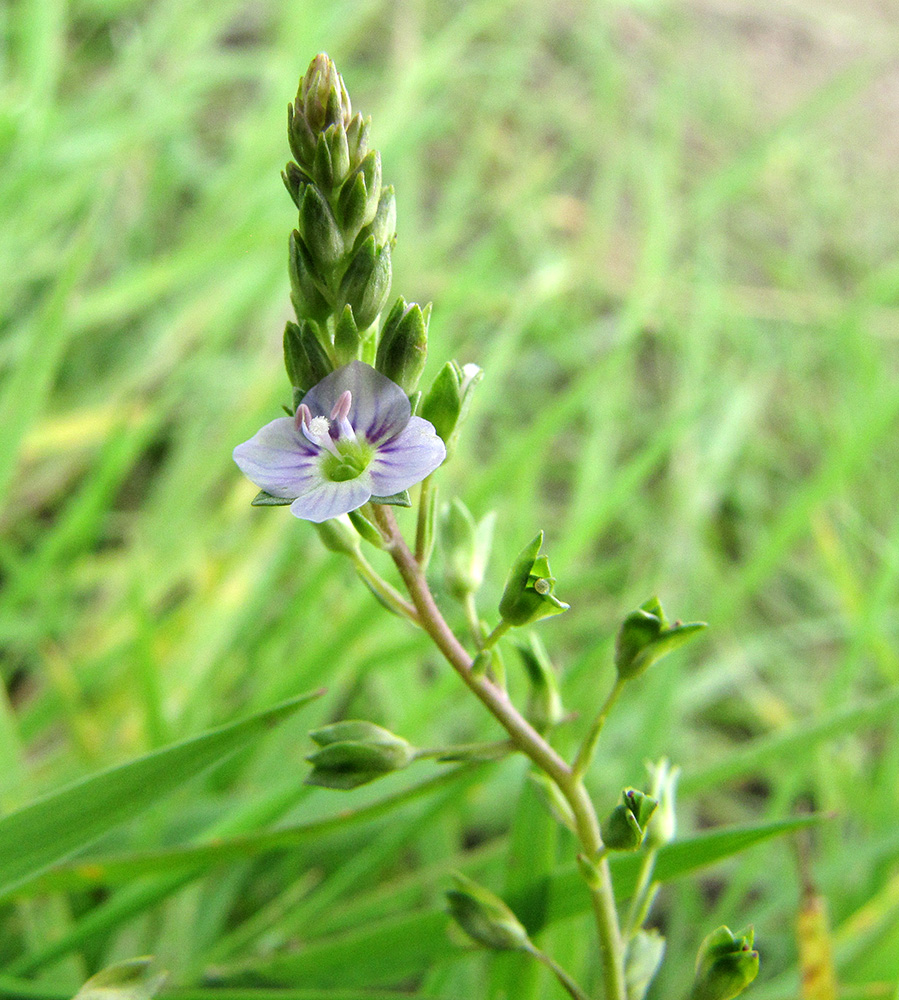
[234,361,446,522]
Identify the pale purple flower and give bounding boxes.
[234,361,446,522]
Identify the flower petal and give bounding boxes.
[233,417,320,498]
[301,361,410,444]
[289,475,373,522]
[368,416,446,496]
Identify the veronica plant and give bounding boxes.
[232,53,758,1000]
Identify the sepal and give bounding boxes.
[498,531,569,626]
[369,490,412,507]
[615,597,706,681]
[644,758,680,849]
[251,490,293,507]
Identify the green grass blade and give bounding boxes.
[0,691,322,898]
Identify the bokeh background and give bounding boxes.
[2,0,899,996]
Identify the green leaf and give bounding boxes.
[234,815,823,988]
[0,691,323,899]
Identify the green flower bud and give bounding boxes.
[625,929,666,1000]
[299,184,343,268]
[420,360,482,453]
[498,531,569,627]
[283,319,333,392]
[305,720,415,790]
[440,498,495,600]
[515,632,565,733]
[615,596,707,681]
[345,113,371,171]
[288,229,332,323]
[600,789,658,851]
[690,926,760,1000]
[313,516,361,556]
[334,305,361,365]
[281,161,305,208]
[337,150,382,240]
[325,123,351,186]
[644,758,680,849]
[375,297,430,392]
[446,873,530,951]
[298,52,352,136]
[338,234,392,331]
[367,185,397,247]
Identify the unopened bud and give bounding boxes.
[305,720,415,790]
[625,929,666,1000]
[644,758,680,849]
[516,633,565,733]
[338,235,392,330]
[440,499,495,600]
[375,297,430,392]
[446,873,530,951]
[600,789,658,851]
[690,926,759,1000]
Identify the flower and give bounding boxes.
[234,361,446,522]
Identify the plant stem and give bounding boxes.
[623,848,658,939]
[572,678,626,780]
[482,618,512,650]
[368,504,627,1000]
[526,943,592,1000]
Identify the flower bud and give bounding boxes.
[283,319,333,392]
[600,789,658,851]
[298,52,352,136]
[445,873,530,951]
[644,758,680,849]
[615,597,706,681]
[288,230,332,323]
[421,361,462,443]
[305,720,415,790]
[375,297,430,392]
[338,234,392,331]
[313,516,361,556]
[440,499,495,600]
[625,929,666,1000]
[334,305,361,365]
[498,532,569,627]
[690,926,759,1000]
[515,633,565,733]
[299,185,344,268]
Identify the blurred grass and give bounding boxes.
[1,0,899,995]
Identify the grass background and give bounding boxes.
[2,0,899,996]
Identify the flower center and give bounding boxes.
[296,392,373,483]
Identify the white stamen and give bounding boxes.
[298,405,340,456]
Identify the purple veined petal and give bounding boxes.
[300,361,410,445]
[233,417,321,498]
[368,416,447,496]
[289,474,373,522]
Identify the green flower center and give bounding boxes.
[322,440,373,482]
